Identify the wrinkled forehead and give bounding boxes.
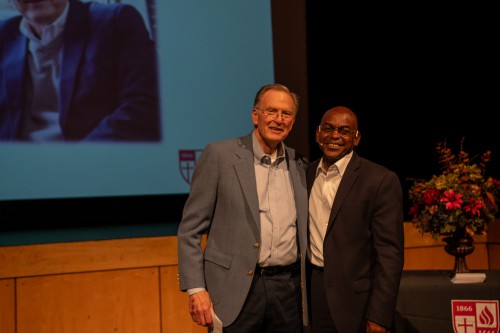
[259,90,296,110]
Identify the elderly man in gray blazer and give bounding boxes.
[177,83,308,332]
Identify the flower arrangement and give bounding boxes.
[408,139,500,240]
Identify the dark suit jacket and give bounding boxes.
[307,152,404,332]
[0,0,160,141]
[178,132,309,327]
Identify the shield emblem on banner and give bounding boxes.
[179,149,203,184]
[452,300,499,333]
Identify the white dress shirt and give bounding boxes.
[308,151,353,267]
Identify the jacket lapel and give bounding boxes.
[288,147,308,250]
[59,0,89,129]
[326,153,360,234]
[233,134,261,239]
[3,24,26,137]
[307,159,320,195]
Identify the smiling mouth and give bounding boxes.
[269,126,284,132]
[324,143,341,148]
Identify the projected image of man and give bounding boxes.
[0,0,161,142]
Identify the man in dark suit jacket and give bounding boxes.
[307,106,404,333]
[0,0,160,142]
[178,84,308,332]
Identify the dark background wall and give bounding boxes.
[302,3,498,219]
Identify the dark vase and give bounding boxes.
[443,233,475,273]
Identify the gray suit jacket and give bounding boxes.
[178,132,309,327]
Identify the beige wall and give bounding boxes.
[1,220,499,333]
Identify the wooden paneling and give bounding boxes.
[404,243,489,271]
[403,221,496,270]
[1,225,499,333]
[0,279,15,333]
[160,266,206,333]
[0,236,177,279]
[17,268,161,333]
[488,218,500,243]
[488,219,500,269]
[489,245,500,270]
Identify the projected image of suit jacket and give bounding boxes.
[0,0,161,142]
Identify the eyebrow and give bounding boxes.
[321,124,352,128]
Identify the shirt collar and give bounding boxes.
[315,151,353,177]
[252,132,285,166]
[20,1,69,46]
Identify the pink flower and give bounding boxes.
[440,189,463,210]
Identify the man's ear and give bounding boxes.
[354,131,361,147]
[251,108,259,126]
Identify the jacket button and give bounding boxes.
[254,242,260,248]
[247,270,254,276]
